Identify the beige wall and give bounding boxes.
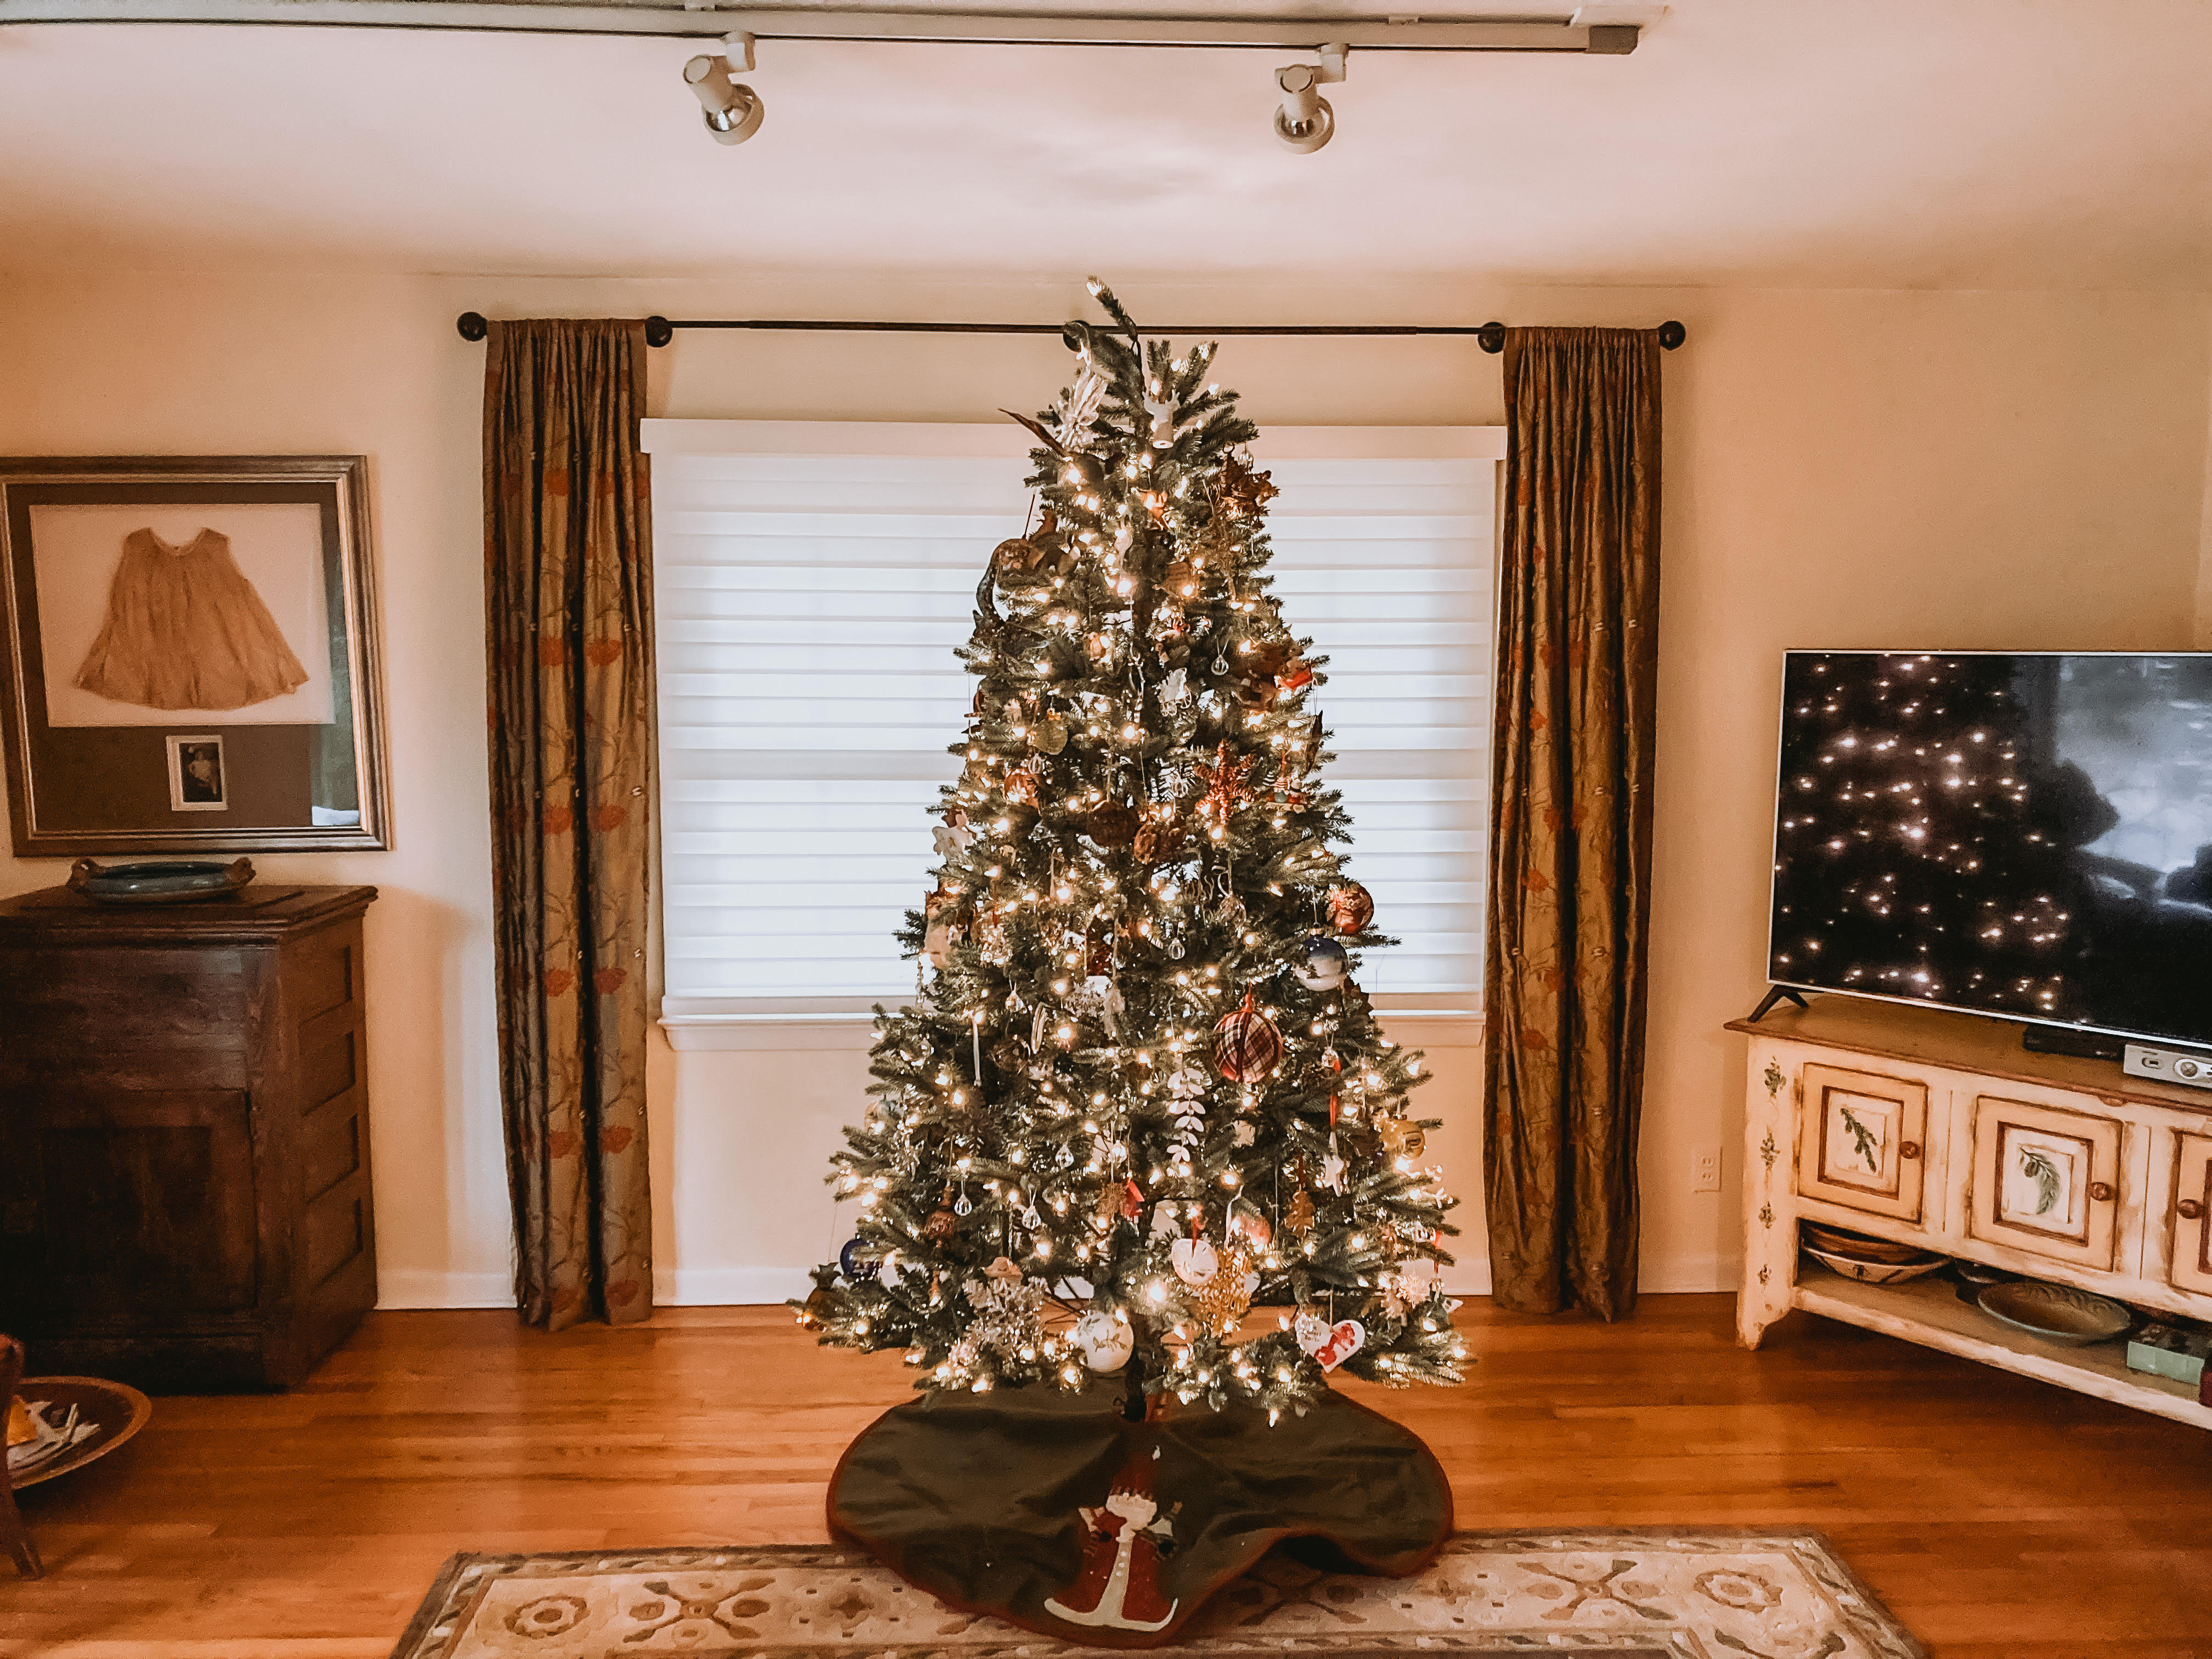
[0,272,2204,1308]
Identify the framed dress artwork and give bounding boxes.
[0,456,390,855]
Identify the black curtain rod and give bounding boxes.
[455,312,1687,354]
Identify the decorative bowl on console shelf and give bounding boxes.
[1975,1280,2134,1347]
[1798,1221,1931,1265]
[1801,1244,1950,1285]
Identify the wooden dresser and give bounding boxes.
[1734,997,2212,1430]
[0,884,377,1391]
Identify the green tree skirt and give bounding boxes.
[828,1385,1452,1648]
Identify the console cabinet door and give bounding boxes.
[2170,1133,2212,1296]
[1968,1094,2124,1270]
[1795,1063,1930,1224]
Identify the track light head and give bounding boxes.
[1273,43,1346,154]
[685,33,764,145]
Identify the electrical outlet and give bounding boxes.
[1691,1144,1723,1193]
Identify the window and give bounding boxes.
[644,420,1498,1044]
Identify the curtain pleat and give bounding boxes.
[1482,327,1662,1321]
[483,318,657,1329]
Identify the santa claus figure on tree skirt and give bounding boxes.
[797,280,1463,1647]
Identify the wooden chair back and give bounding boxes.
[1,1334,44,1578]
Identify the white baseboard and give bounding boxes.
[654,1266,814,1306]
[376,1269,515,1310]
[374,1259,1734,1313]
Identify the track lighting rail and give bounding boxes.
[455,313,1689,351]
[0,0,1650,52]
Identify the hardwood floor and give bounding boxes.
[4,1294,2209,1657]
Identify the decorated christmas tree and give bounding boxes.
[798,282,1465,1426]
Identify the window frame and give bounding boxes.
[641,417,1502,1052]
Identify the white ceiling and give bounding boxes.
[2,1,2210,286]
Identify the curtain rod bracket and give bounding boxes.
[1477,319,1685,353]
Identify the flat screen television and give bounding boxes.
[1767,651,2212,1051]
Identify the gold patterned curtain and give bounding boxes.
[1482,327,1662,1321]
[482,318,657,1329]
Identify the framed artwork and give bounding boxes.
[0,456,390,855]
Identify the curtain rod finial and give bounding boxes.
[646,316,675,347]
[1657,320,1686,349]
[1476,321,1506,354]
[456,311,489,342]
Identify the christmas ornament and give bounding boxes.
[922,902,966,972]
[923,1207,958,1241]
[799,1282,836,1328]
[1086,924,1116,977]
[1074,1306,1135,1372]
[1229,1207,1272,1248]
[1321,1144,1347,1192]
[1211,992,1283,1083]
[1278,658,1314,693]
[1193,743,1255,826]
[1121,1178,1145,1220]
[1378,1117,1426,1160]
[1396,1259,1441,1302]
[1325,881,1375,935]
[1159,666,1189,703]
[1297,1315,1365,1372]
[1085,631,1113,665]
[1170,1235,1218,1287]
[1295,934,1349,991]
[1031,713,1070,754]
[1005,767,1040,806]
[932,810,977,860]
[977,909,1014,967]
[1286,1188,1316,1235]
[957,1256,1046,1369]
[1054,365,1107,444]
[1218,452,1279,518]
[838,1237,877,1281]
[1187,1236,1259,1330]
[1086,802,1140,848]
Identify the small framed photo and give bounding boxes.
[166,735,227,812]
[0,456,390,855]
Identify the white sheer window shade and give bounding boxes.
[643,420,1500,1048]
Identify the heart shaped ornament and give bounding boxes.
[1170,1237,1219,1287]
[1300,1318,1366,1373]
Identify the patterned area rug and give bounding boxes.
[391,1533,1923,1659]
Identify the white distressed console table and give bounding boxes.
[1733,997,2212,1430]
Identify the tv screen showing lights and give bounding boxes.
[1767,651,2212,1049]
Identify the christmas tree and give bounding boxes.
[798,283,1465,1424]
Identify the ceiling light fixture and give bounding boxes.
[683,31,763,144]
[1274,42,1346,154]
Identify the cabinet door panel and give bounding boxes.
[1968,1094,2123,1269]
[1795,1063,1929,1223]
[2170,1133,2212,1296]
[0,1088,258,1328]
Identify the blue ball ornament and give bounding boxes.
[839,1236,878,1282]
[1295,933,1350,991]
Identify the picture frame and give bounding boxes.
[0,456,391,855]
